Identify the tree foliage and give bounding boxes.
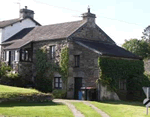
[142,26,150,43]
[122,39,150,58]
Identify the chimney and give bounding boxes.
[82,6,96,23]
[20,6,34,19]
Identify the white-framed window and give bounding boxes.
[2,51,6,61]
[15,50,19,61]
[50,45,55,59]
[6,51,9,62]
[54,77,62,89]
[11,50,15,61]
[119,79,126,90]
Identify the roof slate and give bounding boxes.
[3,20,86,49]
[74,39,142,60]
[0,18,20,28]
[4,27,34,42]
[0,18,41,28]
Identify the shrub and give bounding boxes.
[0,72,26,87]
[52,89,66,99]
[35,76,52,93]
[0,62,11,78]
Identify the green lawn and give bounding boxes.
[91,101,150,117]
[72,102,101,117]
[0,84,39,93]
[0,101,73,117]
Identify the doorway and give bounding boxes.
[74,77,82,99]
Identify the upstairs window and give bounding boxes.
[54,77,62,89]
[74,55,80,67]
[119,79,126,90]
[50,45,55,59]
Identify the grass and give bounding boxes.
[0,84,39,93]
[0,85,73,117]
[0,101,74,117]
[72,102,101,117]
[91,101,150,117]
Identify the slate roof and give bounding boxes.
[4,27,34,42]
[0,18,41,28]
[74,39,142,60]
[2,20,86,49]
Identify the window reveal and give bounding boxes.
[74,55,80,67]
[50,45,55,59]
[20,49,32,62]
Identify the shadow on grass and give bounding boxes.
[0,101,64,107]
[95,100,145,107]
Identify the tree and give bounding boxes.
[142,26,150,43]
[122,39,150,58]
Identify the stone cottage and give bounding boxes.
[0,7,141,100]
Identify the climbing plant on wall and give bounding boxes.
[35,45,69,94]
[60,46,69,90]
[35,47,58,92]
[98,57,150,100]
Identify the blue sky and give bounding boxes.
[0,0,149,45]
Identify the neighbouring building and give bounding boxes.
[0,7,142,100]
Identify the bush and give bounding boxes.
[0,62,11,78]
[35,76,52,93]
[0,72,26,87]
[52,89,66,99]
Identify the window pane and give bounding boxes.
[22,50,24,60]
[60,83,62,88]
[50,45,55,59]
[55,83,58,87]
[74,55,80,67]
[25,50,28,61]
[60,78,62,83]
[55,78,58,82]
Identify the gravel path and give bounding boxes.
[53,99,110,117]
[53,99,85,117]
[83,101,110,117]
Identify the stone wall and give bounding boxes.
[18,62,32,81]
[67,41,99,98]
[71,22,115,44]
[144,59,150,73]
[32,39,68,86]
[98,83,120,101]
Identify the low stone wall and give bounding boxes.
[0,93,53,103]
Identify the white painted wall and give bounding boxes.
[2,18,39,42]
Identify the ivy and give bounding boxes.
[60,46,69,90]
[98,57,150,100]
[35,46,69,93]
[35,48,58,92]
